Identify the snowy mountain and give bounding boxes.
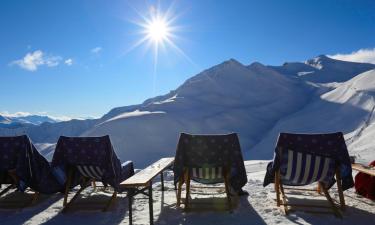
[0,114,61,128]
[269,55,375,83]
[82,59,312,166]
[1,55,375,167]
[248,69,375,162]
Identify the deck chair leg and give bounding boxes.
[275,170,288,214]
[0,184,14,197]
[62,180,89,213]
[275,170,281,207]
[176,176,184,207]
[92,179,96,192]
[223,170,232,211]
[30,192,39,205]
[317,183,322,195]
[63,167,74,207]
[103,191,117,211]
[320,182,342,218]
[279,183,288,215]
[335,169,345,210]
[184,170,191,210]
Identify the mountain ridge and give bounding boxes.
[1,55,375,166]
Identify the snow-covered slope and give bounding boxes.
[269,55,375,83]
[1,56,375,167]
[249,69,375,163]
[82,59,312,166]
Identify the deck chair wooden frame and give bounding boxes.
[176,166,232,211]
[0,170,39,207]
[274,167,345,218]
[62,166,117,213]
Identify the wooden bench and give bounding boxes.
[352,163,375,176]
[120,157,174,225]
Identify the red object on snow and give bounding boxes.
[354,160,375,200]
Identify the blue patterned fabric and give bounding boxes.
[0,135,63,194]
[173,133,247,192]
[263,132,354,190]
[51,136,134,192]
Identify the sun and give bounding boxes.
[146,18,169,43]
[125,4,196,94]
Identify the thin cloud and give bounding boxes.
[328,48,375,64]
[64,58,73,66]
[91,47,102,54]
[11,50,63,71]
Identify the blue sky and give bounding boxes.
[1,0,374,119]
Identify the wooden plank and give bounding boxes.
[120,157,174,188]
[352,163,375,176]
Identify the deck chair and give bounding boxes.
[0,135,62,207]
[51,135,134,212]
[173,133,247,211]
[263,132,354,217]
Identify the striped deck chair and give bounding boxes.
[178,163,232,211]
[51,136,134,212]
[268,132,352,218]
[174,133,247,211]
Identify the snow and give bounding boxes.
[270,55,375,83]
[102,110,166,124]
[297,71,315,76]
[81,60,312,167]
[1,56,375,168]
[1,161,374,225]
[248,70,375,163]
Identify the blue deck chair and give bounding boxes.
[263,132,354,217]
[51,135,134,212]
[173,133,247,211]
[0,135,63,207]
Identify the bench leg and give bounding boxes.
[149,182,154,225]
[128,190,133,225]
[161,171,164,192]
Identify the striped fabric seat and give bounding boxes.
[76,165,104,180]
[280,150,336,186]
[190,167,223,180]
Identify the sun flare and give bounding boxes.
[125,4,196,94]
[146,18,169,43]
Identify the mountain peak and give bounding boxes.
[221,58,243,67]
[304,55,332,69]
[247,61,265,69]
